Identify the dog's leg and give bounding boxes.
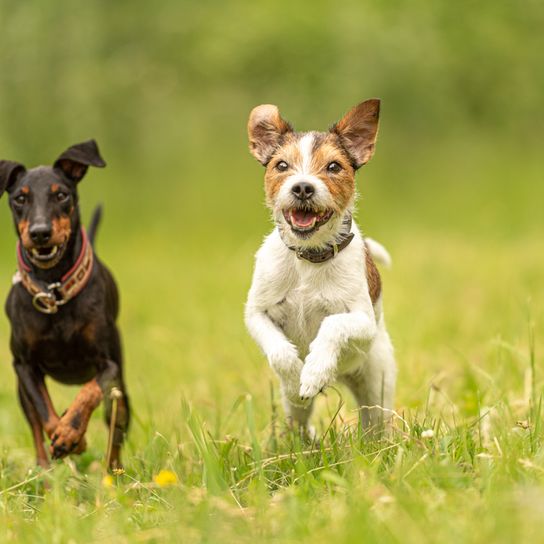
[49,359,121,460]
[245,309,306,409]
[300,310,377,401]
[281,379,314,429]
[14,362,60,440]
[37,381,61,439]
[17,381,49,468]
[341,328,396,432]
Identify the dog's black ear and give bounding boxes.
[54,139,106,183]
[248,105,292,165]
[0,160,26,198]
[331,99,380,169]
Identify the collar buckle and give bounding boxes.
[32,282,67,314]
[32,291,59,314]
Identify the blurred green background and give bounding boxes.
[2,1,544,542]
[1,0,543,475]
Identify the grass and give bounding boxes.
[0,142,543,543]
[1,0,543,539]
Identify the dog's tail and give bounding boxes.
[365,237,392,268]
[88,205,103,247]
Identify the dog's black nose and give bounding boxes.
[29,224,52,245]
[291,181,315,200]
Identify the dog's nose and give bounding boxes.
[291,181,315,200]
[29,224,52,245]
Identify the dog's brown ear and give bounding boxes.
[332,99,380,169]
[0,160,26,198]
[54,140,106,183]
[248,105,292,165]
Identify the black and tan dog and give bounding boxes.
[0,141,129,470]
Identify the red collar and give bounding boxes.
[16,228,94,314]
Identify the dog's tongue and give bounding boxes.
[291,209,317,227]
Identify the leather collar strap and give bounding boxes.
[16,228,94,314]
[285,214,355,264]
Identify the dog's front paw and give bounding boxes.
[299,350,337,401]
[281,379,311,408]
[268,343,304,381]
[49,412,88,459]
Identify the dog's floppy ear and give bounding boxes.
[54,139,106,183]
[248,105,292,165]
[0,160,26,198]
[332,99,380,169]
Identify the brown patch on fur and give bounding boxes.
[263,133,301,203]
[248,104,292,165]
[21,186,30,194]
[365,243,382,304]
[310,134,355,211]
[18,219,32,248]
[51,183,60,192]
[49,379,103,459]
[263,132,357,212]
[50,215,71,245]
[81,322,96,343]
[332,99,380,168]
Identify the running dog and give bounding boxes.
[245,100,396,430]
[0,140,129,469]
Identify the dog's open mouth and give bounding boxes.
[28,244,66,268]
[283,208,333,236]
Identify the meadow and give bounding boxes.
[1,1,543,542]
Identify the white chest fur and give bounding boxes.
[245,223,396,423]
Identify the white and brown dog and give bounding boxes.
[245,99,396,431]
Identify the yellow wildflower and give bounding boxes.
[153,469,179,487]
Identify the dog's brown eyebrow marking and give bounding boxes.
[51,183,60,192]
[21,186,30,194]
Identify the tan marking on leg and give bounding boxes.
[19,385,49,468]
[50,379,103,459]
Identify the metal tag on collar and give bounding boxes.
[32,282,66,314]
[332,243,339,257]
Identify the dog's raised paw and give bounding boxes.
[299,373,328,401]
[50,417,87,459]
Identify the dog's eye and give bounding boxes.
[327,161,342,173]
[14,194,27,206]
[276,161,289,172]
[56,192,69,202]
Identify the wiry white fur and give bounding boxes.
[273,132,350,250]
[245,222,396,430]
[365,237,392,268]
[299,132,314,174]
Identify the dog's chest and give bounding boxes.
[266,264,350,355]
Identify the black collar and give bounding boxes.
[283,214,355,264]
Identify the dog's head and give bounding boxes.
[248,100,380,247]
[0,140,105,269]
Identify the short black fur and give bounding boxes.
[0,140,129,469]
